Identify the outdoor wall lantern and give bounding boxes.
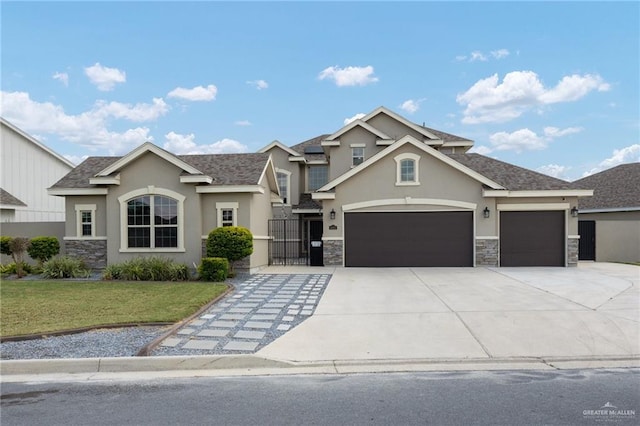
[483,207,490,218]
[329,209,336,220]
[570,206,579,217]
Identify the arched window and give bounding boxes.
[119,187,185,252]
[394,153,421,186]
[276,169,291,204]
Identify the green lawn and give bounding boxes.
[0,280,228,337]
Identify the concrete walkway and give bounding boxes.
[259,263,639,362]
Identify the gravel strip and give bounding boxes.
[0,326,170,360]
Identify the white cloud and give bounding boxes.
[468,145,493,155]
[0,90,157,154]
[318,65,378,87]
[246,80,268,90]
[537,164,570,179]
[93,98,169,122]
[399,99,425,114]
[343,113,366,125]
[583,144,640,176]
[163,131,249,155]
[480,126,583,154]
[52,72,69,87]
[84,63,126,91]
[457,71,610,124]
[470,51,488,62]
[64,154,89,165]
[491,49,510,59]
[167,84,217,101]
[234,120,252,126]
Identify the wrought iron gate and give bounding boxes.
[268,219,309,265]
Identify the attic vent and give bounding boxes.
[304,146,324,154]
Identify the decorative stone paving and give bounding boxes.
[152,273,331,355]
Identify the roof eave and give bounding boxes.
[484,189,594,198]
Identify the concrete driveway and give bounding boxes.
[258,263,639,362]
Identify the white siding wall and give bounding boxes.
[1,122,73,222]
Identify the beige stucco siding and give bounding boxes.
[367,113,424,141]
[323,145,488,239]
[248,175,275,269]
[104,152,201,266]
[580,211,640,263]
[495,196,580,235]
[64,195,108,237]
[328,127,380,180]
[266,147,302,206]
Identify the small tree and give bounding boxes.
[206,226,253,273]
[27,236,60,267]
[8,237,30,278]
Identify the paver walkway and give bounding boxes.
[152,273,331,356]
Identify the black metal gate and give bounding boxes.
[268,219,323,265]
[578,220,596,260]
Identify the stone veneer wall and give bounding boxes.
[567,237,579,267]
[475,238,499,267]
[323,240,343,266]
[65,239,107,269]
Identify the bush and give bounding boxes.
[42,255,90,279]
[206,226,253,272]
[27,236,60,266]
[198,257,229,282]
[102,256,189,281]
[1,262,33,275]
[1,236,12,256]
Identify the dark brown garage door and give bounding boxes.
[344,211,473,267]
[500,211,564,266]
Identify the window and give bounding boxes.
[127,195,178,248]
[394,153,420,186]
[276,170,290,204]
[308,165,328,191]
[118,187,185,252]
[216,202,238,227]
[75,204,96,238]
[352,147,365,166]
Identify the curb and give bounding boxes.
[2,355,638,379]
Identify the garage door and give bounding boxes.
[344,211,473,267]
[500,211,564,266]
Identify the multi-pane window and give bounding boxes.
[81,211,93,237]
[127,195,177,248]
[400,159,415,182]
[352,147,365,166]
[308,165,328,191]
[277,171,289,204]
[221,209,234,227]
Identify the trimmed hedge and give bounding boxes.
[199,257,229,282]
[27,236,60,266]
[206,226,253,271]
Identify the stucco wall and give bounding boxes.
[580,211,640,263]
[0,221,66,264]
[266,146,302,206]
[328,127,379,180]
[367,113,424,141]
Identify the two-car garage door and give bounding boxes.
[344,211,473,267]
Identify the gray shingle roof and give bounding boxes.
[0,188,27,207]
[421,126,473,143]
[51,153,271,189]
[572,163,640,210]
[447,153,574,191]
[290,134,330,162]
[293,193,321,210]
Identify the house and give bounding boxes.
[51,106,593,270]
[48,143,279,270]
[1,117,75,222]
[572,163,640,263]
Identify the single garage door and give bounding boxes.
[344,211,473,267]
[500,211,565,266]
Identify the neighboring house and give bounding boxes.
[1,117,75,222]
[572,163,640,263]
[48,143,279,270]
[51,106,593,270]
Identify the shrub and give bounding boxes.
[0,236,12,256]
[8,237,30,278]
[1,262,33,275]
[42,255,90,279]
[198,257,229,282]
[206,226,253,272]
[27,236,60,266]
[102,257,189,281]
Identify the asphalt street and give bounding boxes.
[2,369,638,425]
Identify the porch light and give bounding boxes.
[571,206,579,217]
[483,207,490,218]
[329,209,336,220]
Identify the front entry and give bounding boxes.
[578,220,596,261]
[309,220,324,266]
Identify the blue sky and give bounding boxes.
[2,1,638,180]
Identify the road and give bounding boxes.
[2,369,638,425]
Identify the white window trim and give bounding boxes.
[394,153,420,186]
[352,147,365,167]
[307,165,329,192]
[216,202,238,227]
[75,204,96,238]
[118,186,185,253]
[275,168,291,205]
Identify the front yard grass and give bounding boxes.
[0,281,228,337]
